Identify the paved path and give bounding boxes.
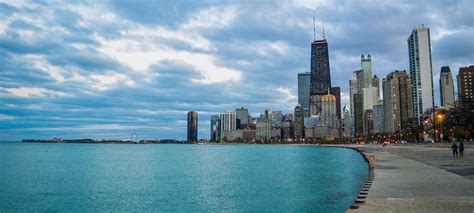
[375,143,474,180]
[346,144,474,212]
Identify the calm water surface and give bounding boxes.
[0,142,368,212]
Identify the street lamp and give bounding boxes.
[437,113,445,142]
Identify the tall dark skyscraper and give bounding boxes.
[187,111,198,142]
[310,39,331,95]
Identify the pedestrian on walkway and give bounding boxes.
[451,142,458,157]
[459,141,465,157]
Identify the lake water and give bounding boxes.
[0,142,368,212]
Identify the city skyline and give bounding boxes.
[0,1,473,140]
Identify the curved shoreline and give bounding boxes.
[319,145,375,210]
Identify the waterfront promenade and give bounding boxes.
[347,143,474,212]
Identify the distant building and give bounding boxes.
[236,107,249,129]
[362,86,378,110]
[305,126,339,139]
[220,111,236,134]
[373,101,384,133]
[272,111,283,127]
[439,66,455,108]
[304,115,319,129]
[363,109,374,135]
[221,130,242,142]
[361,54,373,88]
[383,70,413,133]
[309,94,322,116]
[310,39,331,95]
[271,128,281,139]
[342,105,351,137]
[210,115,220,142]
[298,72,311,116]
[242,129,256,141]
[305,92,339,139]
[330,87,341,120]
[408,25,434,124]
[320,92,338,128]
[187,111,198,142]
[256,119,272,141]
[281,121,293,139]
[283,113,294,122]
[264,109,273,120]
[294,104,305,139]
[349,70,362,136]
[353,93,364,136]
[457,65,474,106]
[372,75,380,99]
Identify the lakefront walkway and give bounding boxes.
[346,143,474,212]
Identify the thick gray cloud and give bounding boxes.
[0,0,472,141]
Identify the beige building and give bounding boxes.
[256,119,272,141]
[305,126,339,139]
[383,70,413,133]
[320,92,338,128]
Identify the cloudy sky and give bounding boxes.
[0,0,472,141]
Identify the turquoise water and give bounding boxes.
[0,142,368,212]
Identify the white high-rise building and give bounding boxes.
[220,111,236,133]
[362,86,378,110]
[408,25,434,124]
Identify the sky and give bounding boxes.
[0,0,473,141]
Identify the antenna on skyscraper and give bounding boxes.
[313,10,316,41]
[322,20,325,39]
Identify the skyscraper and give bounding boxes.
[330,87,341,120]
[457,65,474,106]
[320,92,338,128]
[310,39,331,95]
[298,72,310,116]
[210,115,220,142]
[353,93,364,136]
[363,109,374,135]
[383,70,413,133]
[361,54,372,88]
[220,111,236,133]
[256,119,272,141]
[349,70,362,136]
[187,111,198,142]
[264,109,273,120]
[372,75,380,99]
[373,101,384,133]
[342,105,351,137]
[439,66,455,108]
[236,107,249,129]
[362,86,378,110]
[272,111,283,127]
[309,38,331,117]
[408,25,434,123]
[294,104,304,139]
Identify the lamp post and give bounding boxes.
[437,114,445,142]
